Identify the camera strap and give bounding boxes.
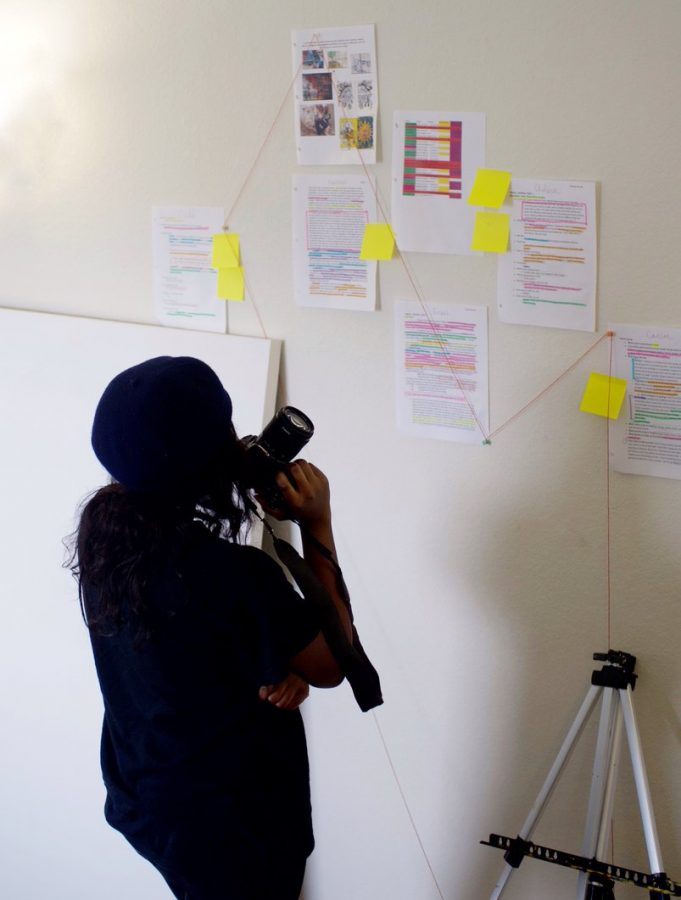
[253,510,383,712]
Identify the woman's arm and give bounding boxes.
[258,460,351,688]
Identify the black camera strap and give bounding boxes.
[252,509,383,712]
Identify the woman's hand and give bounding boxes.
[258,672,310,711]
[256,460,331,528]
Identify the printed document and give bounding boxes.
[610,324,681,480]
[292,25,378,166]
[293,174,377,311]
[152,206,226,332]
[391,111,486,255]
[395,301,489,442]
[497,179,597,332]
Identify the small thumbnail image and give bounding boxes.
[350,53,372,74]
[300,103,336,137]
[335,81,354,111]
[302,49,324,69]
[326,49,348,69]
[357,116,374,149]
[340,118,358,149]
[302,72,334,102]
[357,79,373,110]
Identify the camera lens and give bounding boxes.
[257,406,314,463]
[287,410,311,431]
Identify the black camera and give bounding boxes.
[241,406,314,508]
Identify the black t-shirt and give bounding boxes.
[86,522,321,878]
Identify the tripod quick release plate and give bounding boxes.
[592,649,638,691]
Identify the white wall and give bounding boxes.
[2,2,681,898]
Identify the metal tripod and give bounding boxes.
[482,650,681,899]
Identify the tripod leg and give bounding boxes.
[585,873,616,900]
[619,686,665,875]
[489,684,602,900]
[594,702,623,861]
[577,689,622,899]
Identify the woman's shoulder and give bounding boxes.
[186,521,279,576]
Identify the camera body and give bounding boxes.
[241,406,314,508]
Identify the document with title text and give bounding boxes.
[292,25,378,166]
[152,206,226,332]
[497,179,597,332]
[610,324,681,480]
[292,174,377,311]
[395,301,489,442]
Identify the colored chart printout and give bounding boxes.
[395,301,489,442]
[402,120,462,199]
[497,179,597,332]
[610,324,681,480]
[391,111,486,255]
[292,25,378,166]
[292,175,377,311]
[152,206,226,332]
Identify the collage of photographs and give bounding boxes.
[294,25,377,163]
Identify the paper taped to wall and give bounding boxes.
[391,111,486,255]
[152,206,227,332]
[292,25,378,166]
[292,174,377,311]
[610,324,681,479]
[395,301,489,442]
[497,179,597,332]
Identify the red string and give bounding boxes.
[218,48,311,339]
[222,57,305,231]
[241,266,268,340]
[222,60,609,452]
[372,711,446,900]
[606,332,614,648]
[355,146,490,441]
[486,332,611,442]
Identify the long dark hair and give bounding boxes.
[67,436,253,645]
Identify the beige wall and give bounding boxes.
[2,1,680,897]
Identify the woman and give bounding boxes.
[70,356,352,899]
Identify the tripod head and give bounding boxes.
[592,650,637,691]
[593,650,636,672]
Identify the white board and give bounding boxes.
[0,307,280,900]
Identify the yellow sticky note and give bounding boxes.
[359,223,395,260]
[467,169,512,208]
[212,233,240,269]
[471,212,510,253]
[579,373,627,419]
[217,266,245,302]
